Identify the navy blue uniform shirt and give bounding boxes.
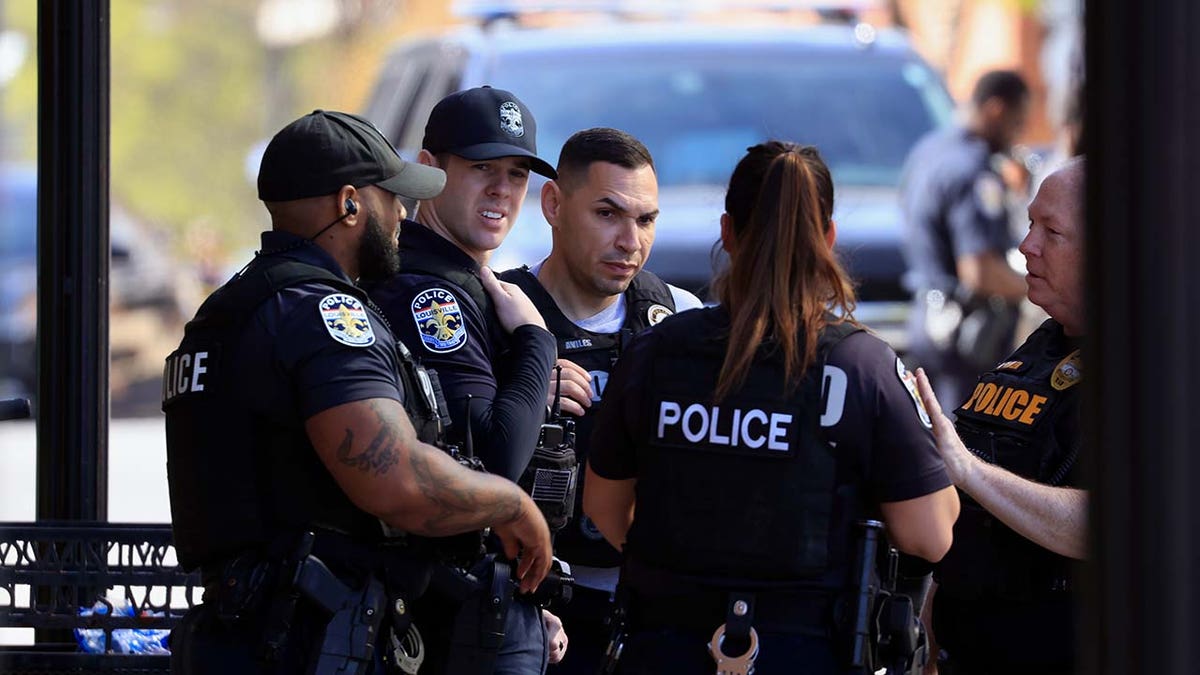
[368,221,556,482]
[235,231,404,422]
[899,126,1015,294]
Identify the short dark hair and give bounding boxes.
[971,70,1030,108]
[555,128,654,190]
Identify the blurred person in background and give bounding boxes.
[584,141,959,674]
[900,70,1032,408]
[366,86,567,674]
[916,158,1088,675]
[498,127,702,674]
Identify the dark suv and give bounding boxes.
[362,16,954,349]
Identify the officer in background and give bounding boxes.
[901,70,1032,407]
[915,158,1087,675]
[583,141,961,674]
[498,127,703,674]
[367,86,564,672]
[163,110,552,673]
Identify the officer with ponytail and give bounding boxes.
[583,141,960,674]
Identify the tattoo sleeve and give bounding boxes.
[339,400,523,535]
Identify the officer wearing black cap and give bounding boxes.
[901,70,1032,408]
[583,141,960,675]
[164,109,552,674]
[365,87,563,673]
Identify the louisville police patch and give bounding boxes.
[412,288,467,353]
[896,358,933,429]
[319,294,375,347]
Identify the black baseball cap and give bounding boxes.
[422,86,557,179]
[258,109,446,202]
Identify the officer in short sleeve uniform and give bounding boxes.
[587,306,952,674]
[164,110,449,673]
[901,125,1019,406]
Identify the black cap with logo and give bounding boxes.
[258,110,446,202]
[422,86,557,179]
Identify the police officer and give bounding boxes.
[497,127,702,674]
[915,158,1087,675]
[900,70,1032,407]
[583,141,961,675]
[366,87,564,673]
[163,110,552,673]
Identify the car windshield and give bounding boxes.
[490,47,953,187]
[0,181,36,259]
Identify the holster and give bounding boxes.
[442,555,514,675]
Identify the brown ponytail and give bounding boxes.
[712,142,858,401]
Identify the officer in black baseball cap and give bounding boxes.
[363,87,567,673]
[166,108,557,674]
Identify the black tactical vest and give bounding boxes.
[499,266,676,566]
[162,256,448,571]
[935,319,1082,598]
[624,310,861,588]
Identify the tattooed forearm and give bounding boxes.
[336,409,401,476]
[408,441,524,533]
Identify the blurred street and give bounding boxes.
[0,417,171,523]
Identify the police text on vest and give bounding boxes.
[657,401,792,451]
[162,350,208,403]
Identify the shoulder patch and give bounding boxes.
[1051,349,1083,390]
[974,173,1006,219]
[412,287,467,353]
[319,294,376,347]
[647,303,673,326]
[896,358,933,429]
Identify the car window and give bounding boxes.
[487,48,953,188]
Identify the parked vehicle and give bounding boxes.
[362,8,955,349]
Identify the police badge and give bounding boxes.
[319,294,376,347]
[498,101,525,138]
[411,288,467,353]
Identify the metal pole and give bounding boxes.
[36,0,110,522]
[1084,0,1200,672]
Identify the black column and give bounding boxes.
[36,0,109,521]
[1084,0,1200,672]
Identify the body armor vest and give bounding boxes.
[935,319,1082,598]
[499,267,676,565]
[624,310,861,590]
[163,256,448,570]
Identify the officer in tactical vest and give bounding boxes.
[365,87,567,672]
[915,158,1088,675]
[497,127,702,674]
[163,110,552,674]
[583,141,961,675]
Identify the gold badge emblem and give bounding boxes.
[1051,350,1083,391]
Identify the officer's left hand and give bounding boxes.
[480,266,548,333]
[543,609,568,664]
[915,368,977,485]
[493,491,554,593]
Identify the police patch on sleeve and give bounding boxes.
[647,304,673,325]
[411,288,467,353]
[319,294,376,347]
[896,358,933,429]
[974,173,1006,219]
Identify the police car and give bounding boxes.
[361,1,955,350]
